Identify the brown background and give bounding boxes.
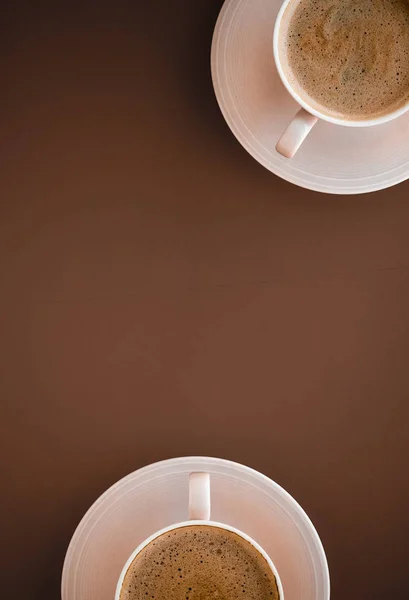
[1,1,409,599]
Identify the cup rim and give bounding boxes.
[114,519,285,600]
[272,0,409,127]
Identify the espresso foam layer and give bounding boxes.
[283,0,409,118]
[120,525,280,600]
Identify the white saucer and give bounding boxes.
[62,457,329,600]
[211,0,409,194]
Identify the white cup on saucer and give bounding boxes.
[114,472,284,600]
[273,0,409,158]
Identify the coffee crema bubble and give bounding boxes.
[120,525,280,600]
[282,0,409,119]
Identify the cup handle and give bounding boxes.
[189,472,211,520]
[276,108,318,158]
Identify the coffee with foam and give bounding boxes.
[119,525,280,600]
[281,0,409,119]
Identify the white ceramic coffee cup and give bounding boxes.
[114,472,284,600]
[273,0,409,158]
